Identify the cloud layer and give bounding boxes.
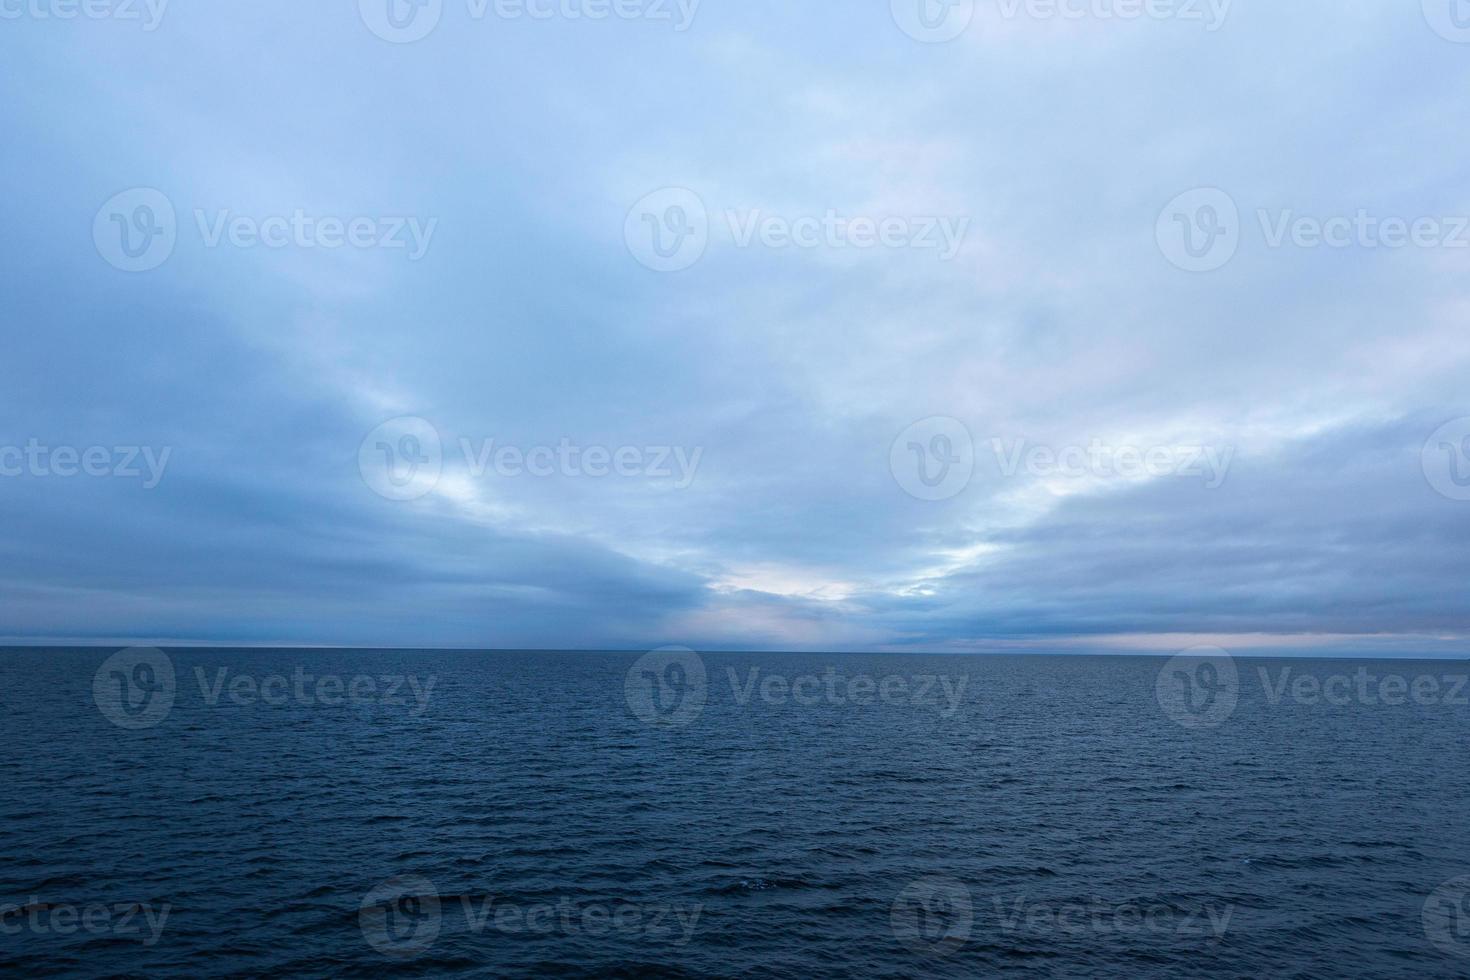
[2,1,1468,654]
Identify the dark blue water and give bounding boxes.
[2,648,1468,978]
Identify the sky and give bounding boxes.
[1,0,1468,655]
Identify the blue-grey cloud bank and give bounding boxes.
[2,0,1468,656]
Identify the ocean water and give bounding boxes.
[2,648,1468,978]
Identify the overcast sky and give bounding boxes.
[2,1,1468,654]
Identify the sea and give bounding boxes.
[1,647,1467,978]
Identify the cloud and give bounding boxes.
[1,1,1467,655]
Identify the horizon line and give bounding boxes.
[2,640,1468,661]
